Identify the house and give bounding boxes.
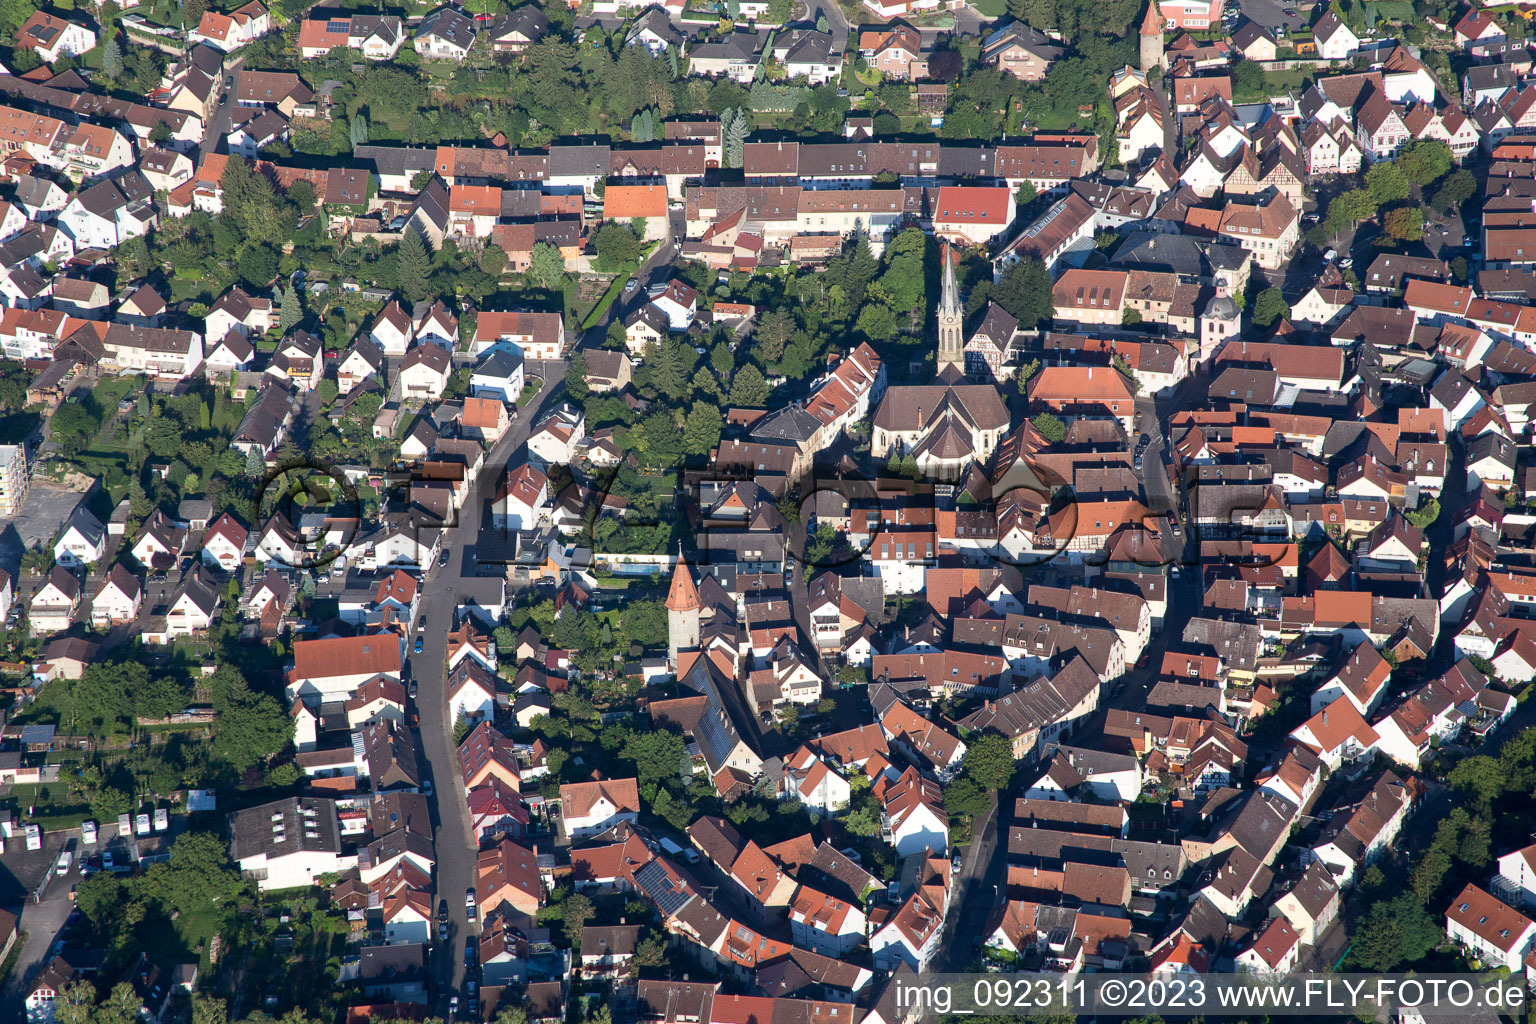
[979,22,1063,81]
[286,633,403,703]
[190,0,271,51]
[235,70,313,116]
[651,280,699,331]
[460,397,510,444]
[1446,882,1536,971]
[228,797,347,891]
[30,566,81,633]
[780,746,852,815]
[1274,861,1341,945]
[526,405,585,465]
[90,564,142,627]
[470,347,525,404]
[492,463,550,531]
[337,336,385,396]
[484,5,548,52]
[398,344,452,401]
[560,777,641,838]
[370,301,415,356]
[933,186,1017,247]
[53,506,106,568]
[297,14,405,59]
[881,766,948,858]
[448,659,497,725]
[1236,916,1300,975]
[477,837,542,916]
[414,7,476,59]
[858,24,928,81]
[17,12,97,63]
[474,310,566,359]
[583,349,633,394]
[1313,10,1359,60]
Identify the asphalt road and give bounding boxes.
[411,364,563,1009]
[935,791,1004,972]
[199,54,246,166]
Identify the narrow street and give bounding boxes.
[410,365,563,1006]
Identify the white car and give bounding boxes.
[80,821,97,845]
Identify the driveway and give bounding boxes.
[199,54,246,166]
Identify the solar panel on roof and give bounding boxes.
[327,20,349,31]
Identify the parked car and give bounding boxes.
[414,636,424,654]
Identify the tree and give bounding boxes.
[815,11,828,31]
[1449,755,1506,814]
[563,892,595,950]
[683,402,722,455]
[1365,162,1410,204]
[991,258,1054,327]
[396,230,432,304]
[723,107,747,168]
[1432,169,1476,213]
[944,776,990,820]
[855,303,897,342]
[962,731,1016,790]
[1405,496,1440,529]
[1014,180,1038,207]
[1031,411,1066,443]
[754,309,793,363]
[528,241,566,290]
[1383,206,1425,242]
[1232,58,1263,95]
[349,113,369,147]
[844,805,880,837]
[592,222,640,271]
[1251,287,1289,328]
[729,364,770,406]
[1398,139,1453,186]
[278,283,302,334]
[237,245,278,287]
[927,48,961,81]
[565,350,590,401]
[1349,893,1443,971]
[102,36,123,79]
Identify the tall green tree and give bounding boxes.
[396,230,432,304]
[565,350,590,401]
[528,241,566,290]
[102,36,123,79]
[683,402,722,455]
[729,364,770,406]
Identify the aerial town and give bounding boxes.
[8,0,1536,1019]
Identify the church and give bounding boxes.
[870,244,1011,481]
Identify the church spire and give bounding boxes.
[666,547,700,612]
[936,242,964,378]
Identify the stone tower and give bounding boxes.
[1139,1,1164,72]
[665,551,701,668]
[936,242,964,379]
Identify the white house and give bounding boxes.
[470,347,525,403]
[228,797,349,891]
[398,344,452,401]
[197,512,247,572]
[1235,916,1301,975]
[526,406,585,466]
[789,883,868,957]
[780,746,852,815]
[285,633,403,704]
[559,778,640,838]
[491,463,549,531]
[1446,882,1536,972]
[649,279,698,331]
[382,890,433,946]
[29,567,80,634]
[447,659,497,725]
[89,564,142,627]
[1313,10,1359,59]
[882,767,947,858]
[53,507,106,568]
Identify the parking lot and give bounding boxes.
[1231,0,1309,36]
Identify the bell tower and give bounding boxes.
[936,242,964,378]
[665,549,701,668]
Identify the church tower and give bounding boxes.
[936,242,964,379]
[666,552,701,668]
[1139,1,1164,72]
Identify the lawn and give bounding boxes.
[1234,67,1315,103]
[971,0,1006,14]
[7,782,91,831]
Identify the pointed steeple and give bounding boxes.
[666,548,700,612]
[936,242,964,377]
[1140,0,1161,36]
